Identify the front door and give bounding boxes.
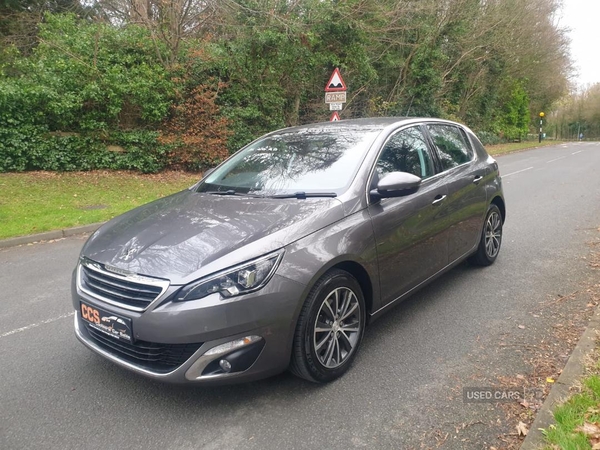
[368,126,448,307]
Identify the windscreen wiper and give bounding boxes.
[204,190,261,197]
[205,190,238,195]
[269,192,337,199]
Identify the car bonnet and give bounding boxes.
[80,189,344,285]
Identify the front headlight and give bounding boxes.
[175,251,284,302]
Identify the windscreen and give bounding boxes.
[198,126,382,196]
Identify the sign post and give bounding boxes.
[325,68,347,121]
[539,112,545,143]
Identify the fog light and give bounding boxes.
[219,359,232,373]
[185,335,266,380]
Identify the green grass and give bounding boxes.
[486,139,564,156]
[0,171,201,240]
[543,374,600,449]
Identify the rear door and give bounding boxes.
[424,123,488,262]
[368,126,448,307]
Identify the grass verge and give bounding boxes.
[486,139,564,156]
[0,171,201,240]
[542,363,600,449]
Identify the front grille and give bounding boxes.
[80,262,168,311]
[86,325,203,373]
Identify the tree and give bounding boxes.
[0,0,89,54]
[90,0,217,66]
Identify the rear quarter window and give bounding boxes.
[467,132,489,158]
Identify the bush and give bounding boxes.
[475,131,503,146]
[0,124,46,171]
[110,131,171,173]
[0,129,169,173]
[7,14,174,132]
[160,80,231,170]
[0,14,177,173]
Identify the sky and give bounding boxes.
[559,0,600,88]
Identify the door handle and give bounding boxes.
[473,175,483,184]
[432,194,447,205]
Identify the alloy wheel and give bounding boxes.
[485,211,502,258]
[313,287,361,369]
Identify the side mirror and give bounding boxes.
[370,171,422,201]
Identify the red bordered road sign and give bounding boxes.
[330,111,341,122]
[325,68,347,92]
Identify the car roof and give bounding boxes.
[271,117,466,135]
[276,117,408,133]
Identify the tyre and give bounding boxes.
[290,269,366,383]
[469,204,503,266]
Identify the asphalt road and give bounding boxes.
[2,142,600,449]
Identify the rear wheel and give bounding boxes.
[469,204,503,266]
[290,269,365,383]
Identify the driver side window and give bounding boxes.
[376,127,434,180]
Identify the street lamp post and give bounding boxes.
[538,112,545,143]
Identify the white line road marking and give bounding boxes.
[503,166,534,178]
[0,311,75,338]
[547,156,567,163]
[572,150,584,155]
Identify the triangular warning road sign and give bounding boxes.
[330,111,341,122]
[325,68,347,92]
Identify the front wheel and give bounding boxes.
[290,269,366,383]
[469,204,503,266]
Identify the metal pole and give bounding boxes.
[539,117,542,143]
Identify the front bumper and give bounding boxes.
[72,272,306,384]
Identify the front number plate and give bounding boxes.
[80,302,133,343]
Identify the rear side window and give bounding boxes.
[376,126,434,180]
[427,124,474,170]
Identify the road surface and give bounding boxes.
[1,142,600,449]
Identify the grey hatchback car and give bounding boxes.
[72,117,505,384]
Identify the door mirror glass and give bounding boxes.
[371,171,421,200]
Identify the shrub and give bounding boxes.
[159,81,231,170]
[475,131,503,146]
[0,129,169,173]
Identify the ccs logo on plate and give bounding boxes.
[81,304,100,324]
